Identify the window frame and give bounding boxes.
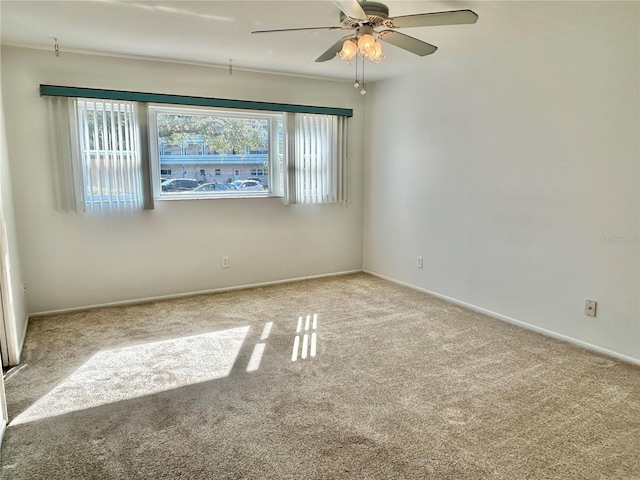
[148,104,283,200]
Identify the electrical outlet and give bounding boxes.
[416,256,423,269]
[221,256,229,269]
[585,299,597,317]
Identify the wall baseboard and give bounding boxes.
[29,270,363,318]
[364,270,640,367]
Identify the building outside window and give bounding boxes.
[149,105,281,197]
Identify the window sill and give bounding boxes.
[156,192,283,201]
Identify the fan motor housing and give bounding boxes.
[340,1,389,27]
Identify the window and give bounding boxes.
[73,99,148,212]
[149,106,283,198]
[44,86,348,211]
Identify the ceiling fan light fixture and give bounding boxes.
[357,33,376,56]
[368,39,384,63]
[256,4,478,65]
[253,3,478,93]
[337,38,358,63]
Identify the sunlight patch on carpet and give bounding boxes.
[292,314,317,361]
[247,322,273,372]
[10,326,250,425]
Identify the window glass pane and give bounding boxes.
[154,110,274,196]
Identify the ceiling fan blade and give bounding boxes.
[333,0,368,21]
[315,38,347,62]
[378,30,437,56]
[389,9,478,29]
[252,26,345,34]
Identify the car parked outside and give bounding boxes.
[161,178,199,192]
[231,180,265,192]
[192,183,239,192]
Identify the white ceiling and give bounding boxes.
[0,1,634,82]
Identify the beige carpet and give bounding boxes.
[1,273,639,479]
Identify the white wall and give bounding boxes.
[1,47,365,314]
[0,67,27,365]
[364,6,640,362]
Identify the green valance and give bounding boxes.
[40,85,353,118]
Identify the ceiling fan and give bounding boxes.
[252,0,478,63]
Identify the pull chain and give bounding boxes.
[228,59,233,75]
[354,52,359,88]
[54,38,60,57]
[360,55,366,95]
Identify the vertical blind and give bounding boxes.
[285,113,347,205]
[75,99,145,213]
